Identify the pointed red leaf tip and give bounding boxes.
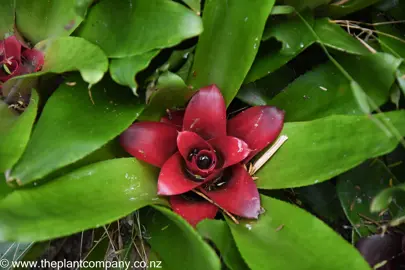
[160,109,185,131]
[170,195,218,227]
[227,106,284,161]
[201,164,261,219]
[158,152,221,196]
[209,136,251,168]
[183,85,226,140]
[120,122,178,167]
[2,36,22,62]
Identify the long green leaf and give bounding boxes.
[370,183,405,226]
[78,0,203,58]
[15,0,87,44]
[373,14,405,96]
[2,36,109,90]
[110,50,159,90]
[8,75,143,185]
[0,0,14,38]
[0,91,39,173]
[143,206,221,270]
[0,174,13,200]
[189,0,275,105]
[268,53,400,121]
[370,183,405,212]
[247,14,368,83]
[0,158,165,242]
[37,37,109,85]
[228,196,370,270]
[139,72,193,121]
[197,220,248,270]
[257,111,405,189]
[181,0,201,13]
[283,0,332,11]
[327,0,381,18]
[245,12,314,84]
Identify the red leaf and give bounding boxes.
[227,106,284,161]
[209,136,251,168]
[183,85,226,139]
[158,152,221,195]
[170,195,218,227]
[120,122,178,167]
[202,164,261,219]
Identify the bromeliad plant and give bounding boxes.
[120,85,284,226]
[0,36,43,87]
[1,0,405,270]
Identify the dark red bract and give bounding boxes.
[0,36,44,87]
[120,85,284,226]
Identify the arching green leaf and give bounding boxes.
[0,158,165,242]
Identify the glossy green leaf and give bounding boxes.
[0,158,165,242]
[262,12,314,47]
[351,80,371,114]
[37,37,108,85]
[370,183,405,226]
[0,174,13,200]
[189,0,275,105]
[270,5,295,15]
[110,50,159,91]
[4,36,109,87]
[197,219,248,270]
[143,206,221,270]
[247,14,368,83]
[337,160,398,237]
[0,0,15,38]
[268,53,401,122]
[228,196,370,270]
[282,0,332,11]
[373,14,405,59]
[74,0,93,18]
[245,13,313,84]
[257,111,405,189]
[176,53,194,82]
[0,242,32,268]
[373,13,405,98]
[0,91,39,173]
[397,70,405,97]
[181,0,201,13]
[165,46,195,73]
[370,183,405,212]
[41,139,127,183]
[78,0,203,58]
[327,0,382,18]
[139,72,193,121]
[238,66,296,106]
[15,0,86,44]
[313,18,369,55]
[8,75,144,185]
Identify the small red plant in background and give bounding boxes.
[0,36,44,87]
